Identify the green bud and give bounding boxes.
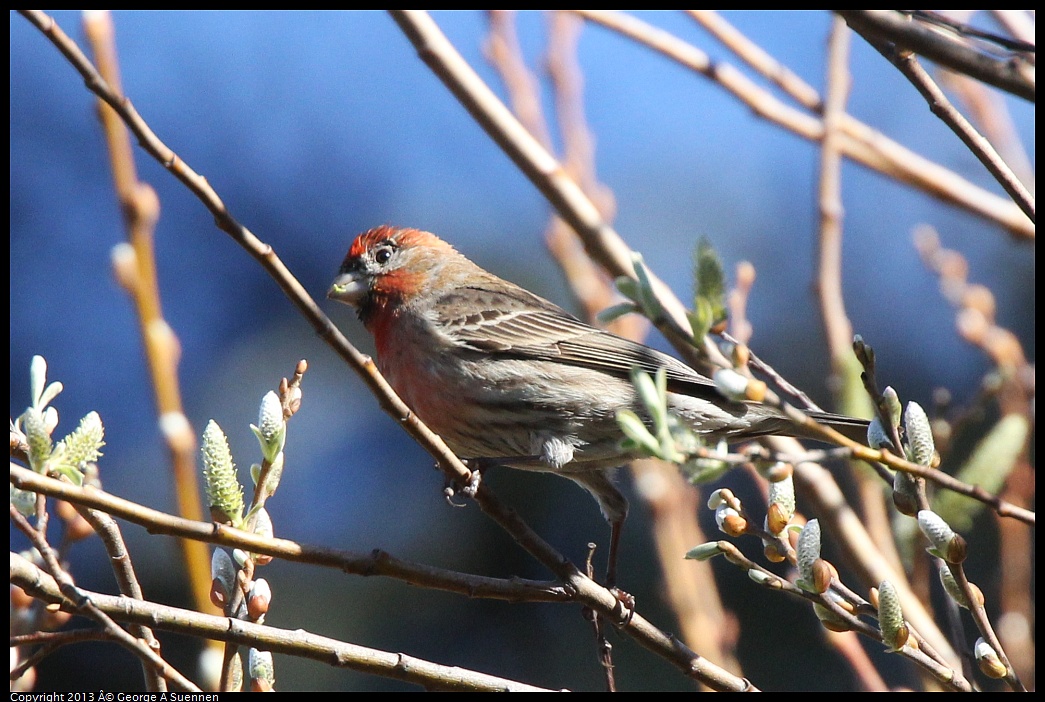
[226,650,243,692]
[904,402,934,466]
[250,392,286,464]
[210,548,237,598]
[10,484,38,517]
[252,507,274,540]
[974,638,1007,679]
[767,472,795,522]
[882,387,902,430]
[617,409,661,457]
[30,356,63,410]
[685,542,724,561]
[687,298,714,342]
[938,565,970,609]
[693,237,727,330]
[918,510,965,563]
[852,335,873,368]
[22,407,53,473]
[796,519,822,592]
[747,569,774,586]
[680,456,731,484]
[201,420,244,526]
[891,470,921,517]
[631,253,664,321]
[56,411,105,472]
[248,648,275,686]
[596,302,639,325]
[706,489,731,510]
[877,580,908,651]
[614,276,641,302]
[631,368,667,429]
[247,579,272,622]
[814,597,851,633]
[712,368,750,402]
[866,417,892,450]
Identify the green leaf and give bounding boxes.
[693,237,727,331]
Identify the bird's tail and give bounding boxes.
[800,411,870,444]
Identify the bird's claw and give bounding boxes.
[460,465,482,498]
[443,483,467,508]
[443,464,483,507]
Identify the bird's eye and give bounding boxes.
[373,243,394,265]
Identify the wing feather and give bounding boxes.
[433,284,721,400]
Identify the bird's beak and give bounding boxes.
[327,271,368,307]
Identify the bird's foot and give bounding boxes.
[460,462,483,498]
[443,460,484,507]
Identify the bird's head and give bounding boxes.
[328,226,461,321]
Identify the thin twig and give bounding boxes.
[940,67,1036,192]
[542,12,645,341]
[909,10,1036,53]
[817,18,855,371]
[10,629,114,681]
[989,10,1036,49]
[721,262,826,414]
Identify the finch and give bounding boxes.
[328,225,867,584]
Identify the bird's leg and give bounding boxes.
[605,515,635,620]
[443,458,491,506]
[606,516,623,589]
[566,471,634,616]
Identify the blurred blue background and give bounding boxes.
[10,10,1034,691]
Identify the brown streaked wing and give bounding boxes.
[434,284,722,400]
